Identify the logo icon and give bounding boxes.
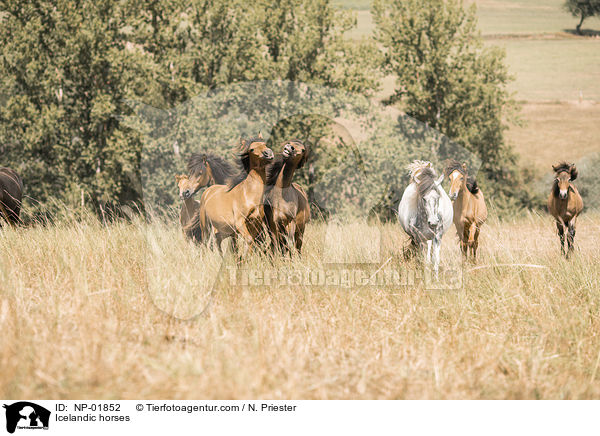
[3,402,50,434]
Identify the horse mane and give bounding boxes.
[552,161,578,181]
[228,137,264,190]
[407,160,434,182]
[187,153,236,185]
[444,159,480,194]
[414,167,437,196]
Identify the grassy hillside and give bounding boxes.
[1,214,599,399]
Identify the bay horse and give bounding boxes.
[264,140,311,255]
[444,160,487,261]
[547,162,583,257]
[175,174,202,242]
[0,167,23,226]
[398,161,453,276]
[192,136,274,254]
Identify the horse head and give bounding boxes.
[552,162,577,200]
[175,174,204,200]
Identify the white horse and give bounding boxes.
[398,161,453,276]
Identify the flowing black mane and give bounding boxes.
[187,153,236,185]
[444,160,480,194]
[552,161,578,180]
[228,137,265,190]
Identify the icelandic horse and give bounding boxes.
[547,162,583,257]
[192,135,274,254]
[444,160,487,261]
[263,140,310,255]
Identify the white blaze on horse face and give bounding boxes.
[448,170,462,200]
[423,188,441,227]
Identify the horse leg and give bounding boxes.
[431,236,441,279]
[556,221,565,256]
[472,226,481,262]
[426,240,432,264]
[461,223,470,258]
[294,222,305,255]
[567,220,576,257]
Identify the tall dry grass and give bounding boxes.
[0,210,599,399]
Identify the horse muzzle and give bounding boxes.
[262,149,274,161]
[449,192,458,201]
[559,190,568,200]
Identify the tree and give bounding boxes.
[372,0,534,212]
[565,0,600,34]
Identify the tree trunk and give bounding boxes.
[576,13,585,35]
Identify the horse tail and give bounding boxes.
[183,209,203,243]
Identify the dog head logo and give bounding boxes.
[3,402,50,433]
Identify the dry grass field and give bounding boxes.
[1,210,600,399]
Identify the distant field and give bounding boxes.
[344,0,600,35]
[491,39,600,102]
[507,102,600,175]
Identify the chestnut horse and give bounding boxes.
[547,162,583,257]
[264,140,310,255]
[0,167,23,226]
[175,174,202,241]
[444,160,487,261]
[192,136,274,254]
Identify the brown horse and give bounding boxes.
[0,167,23,226]
[192,136,274,254]
[264,140,310,254]
[445,160,487,261]
[548,162,583,257]
[175,174,203,241]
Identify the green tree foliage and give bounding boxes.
[372,0,536,213]
[0,0,379,218]
[565,0,600,34]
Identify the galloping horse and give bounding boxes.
[444,160,487,261]
[398,161,453,276]
[264,140,311,255]
[175,174,203,241]
[0,167,23,226]
[193,135,274,254]
[548,162,583,257]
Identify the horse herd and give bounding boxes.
[174,135,584,271]
[0,134,585,272]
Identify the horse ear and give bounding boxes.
[570,164,578,181]
[462,163,467,171]
[258,131,263,140]
[426,162,432,168]
[175,174,183,182]
[552,164,559,172]
[202,154,207,163]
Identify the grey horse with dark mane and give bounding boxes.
[0,167,23,226]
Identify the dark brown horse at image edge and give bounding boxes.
[0,167,23,226]
[548,162,583,257]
